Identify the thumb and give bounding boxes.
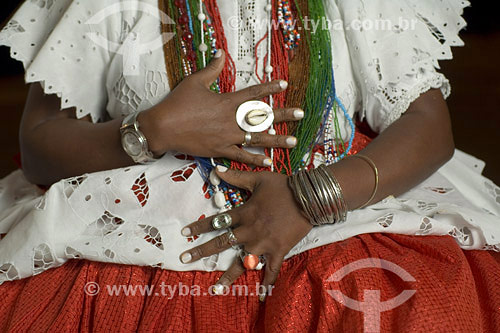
[195,49,225,88]
[215,165,257,192]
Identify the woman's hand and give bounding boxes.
[179,166,313,300]
[140,50,304,167]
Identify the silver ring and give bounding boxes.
[227,228,239,249]
[212,213,232,230]
[242,132,252,147]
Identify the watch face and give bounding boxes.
[123,132,142,157]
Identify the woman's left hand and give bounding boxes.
[179,166,312,300]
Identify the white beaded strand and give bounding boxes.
[199,0,207,66]
[265,0,275,172]
[202,1,277,210]
[198,1,227,212]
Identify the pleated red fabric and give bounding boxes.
[0,233,499,332]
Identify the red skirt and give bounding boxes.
[0,233,499,332]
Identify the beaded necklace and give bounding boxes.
[160,0,355,212]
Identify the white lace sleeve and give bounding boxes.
[0,0,116,123]
[338,0,469,132]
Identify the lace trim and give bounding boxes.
[23,74,101,123]
[0,0,104,123]
[381,73,450,131]
[1,61,97,126]
[352,0,469,131]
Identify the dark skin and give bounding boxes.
[20,51,301,185]
[20,50,454,300]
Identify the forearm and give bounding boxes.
[329,89,455,210]
[21,116,134,186]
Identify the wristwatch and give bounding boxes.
[120,112,159,165]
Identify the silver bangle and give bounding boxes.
[318,165,348,222]
[289,165,348,226]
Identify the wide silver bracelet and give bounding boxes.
[288,164,348,226]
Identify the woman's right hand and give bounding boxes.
[139,50,304,167]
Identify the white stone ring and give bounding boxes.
[236,101,274,133]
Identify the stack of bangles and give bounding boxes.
[210,154,378,270]
[288,154,379,226]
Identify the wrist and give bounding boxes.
[327,156,376,210]
[288,165,348,226]
[136,108,169,157]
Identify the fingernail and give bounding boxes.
[293,109,304,119]
[181,227,191,237]
[286,137,297,147]
[217,165,228,173]
[279,80,288,90]
[180,252,192,264]
[212,284,226,295]
[214,49,222,58]
[264,158,273,167]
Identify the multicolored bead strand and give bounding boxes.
[278,0,301,50]
[162,0,355,210]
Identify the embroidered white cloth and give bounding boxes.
[0,0,499,284]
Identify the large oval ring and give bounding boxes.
[240,250,266,270]
[212,213,232,230]
[236,101,274,133]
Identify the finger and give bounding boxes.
[215,164,258,191]
[212,256,246,295]
[192,49,225,88]
[222,146,273,170]
[181,209,241,237]
[273,108,305,123]
[246,132,297,149]
[232,80,288,104]
[179,227,248,264]
[260,254,284,302]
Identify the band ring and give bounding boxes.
[227,228,239,249]
[211,213,232,230]
[242,132,252,147]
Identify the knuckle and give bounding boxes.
[251,133,263,145]
[234,169,245,180]
[215,234,229,249]
[224,270,240,282]
[274,136,282,147]
[234,149,245,162]
[241,205,256,222]
[248,85,263,98]
[190,223,201,235]
[193,246,204,259]
[207,63,218,74]
[268,264,281,274]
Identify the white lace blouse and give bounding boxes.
[0,0,499,285]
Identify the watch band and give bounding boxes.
[120,112,159,165]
